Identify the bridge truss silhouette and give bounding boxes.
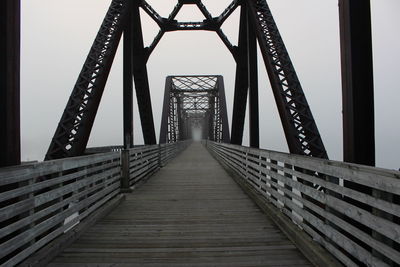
[2,0,374,168]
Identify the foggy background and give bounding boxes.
[20,0,400,170]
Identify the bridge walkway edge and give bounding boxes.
[48,142,313,266]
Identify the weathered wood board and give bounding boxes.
[49,143,311,266]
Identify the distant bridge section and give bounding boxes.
[159,76,230,144]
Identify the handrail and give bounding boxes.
[0,141,190,266]
[206,141,400,267]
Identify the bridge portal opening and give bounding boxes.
[159,75,230,143]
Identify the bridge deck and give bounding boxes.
[49,143,311,267]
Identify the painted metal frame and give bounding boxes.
[160,76,230,143]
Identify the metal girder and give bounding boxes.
[123,8,134,149]
[140,1,237,59]
[140,0,165,27]
[247,0,327,158]
[230,4,249,145]
[159,77,172,144]
[0,0,21,167]
[132,1,157,145]
[248,15,259,148]
[160,76,229,143]
[217,0,240,25]
[45,0,132,160]
[217,76,230,143]
[339,0,375,166]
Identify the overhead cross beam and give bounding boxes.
[46,0,327,161]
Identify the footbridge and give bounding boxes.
[1,141,399,266]
[1,0,400,266]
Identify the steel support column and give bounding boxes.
[46,0,132,160]
[132,1,156,145]
[231,4,249,145]
[247,0,327,158]
[217,76,230,143]
[0,0,20,167]
[339,0,375,166]
[123,11,134,149]
[159,77,172,144]
[248,13,259,148]
[176,97,184,141]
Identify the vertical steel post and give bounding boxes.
[231,4,249,145]
[0,0,21,167]
[159,77,172,144]
[176,96,184,141]
[132,0,156,145]
[248,11,259,148]
[123,11,134,149]
[217,76,230,143]
[339,0,375,166]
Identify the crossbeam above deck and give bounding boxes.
[49,143,311,266]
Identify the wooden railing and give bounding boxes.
[121,141,190,189]
[160,141,191,166]
[0,141,189,266]
[206,141,400,267]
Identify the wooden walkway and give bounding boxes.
[49,143,312,267]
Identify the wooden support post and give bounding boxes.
[120,149,132,193]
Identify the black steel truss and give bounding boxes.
[46,0,133,160]
[46,0,327,161]
[160,76,230,144]
[247,0,327,158]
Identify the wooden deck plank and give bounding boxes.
[48,143,312,266]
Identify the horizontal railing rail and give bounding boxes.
[160,141,191,166]
[84,145,124,154]
[0,141,189,266]
[206,141,400,267]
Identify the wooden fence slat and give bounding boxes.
[0,182,120,260]
[207,142,400,266]
[0,152,119,187]
[0,174,120,240]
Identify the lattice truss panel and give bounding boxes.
[164,76,226,143]
[46,0,327,160]
[46,0,130,160]
[247,0,327,158]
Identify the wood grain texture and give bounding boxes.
[49,143,311,266]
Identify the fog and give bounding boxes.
[21,0,400,170]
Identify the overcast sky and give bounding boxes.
[20,0,400,170]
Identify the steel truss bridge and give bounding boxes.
[1,0,399,266]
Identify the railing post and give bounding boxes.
[158,144,163,168]
[121,149,132,193]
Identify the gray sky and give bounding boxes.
[21,0,400,170]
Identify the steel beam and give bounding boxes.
[159,77,172,144]
[123,11,134,149]
[248,13,259,148]
[247,0,327,158]
[45,0,132,160]
[217,76,230,143]
[339,0,375,166]
[0,0,20,167]
[230,4,249,145]
[132,1,156,145]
